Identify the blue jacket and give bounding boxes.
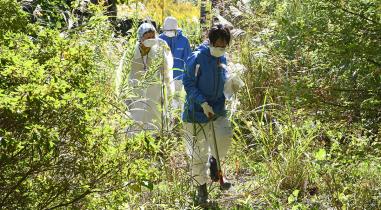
[182,43,228,123]
[159,29,192,80]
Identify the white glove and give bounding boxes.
[201,102,215,119]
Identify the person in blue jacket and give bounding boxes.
[159,16,192,113]
[182,24,233,206]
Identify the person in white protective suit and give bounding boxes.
[182,24,243,206]
[128,22,174,133]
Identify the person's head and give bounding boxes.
[208,24,231,57]
[137,22,157,48]
[208,24,231,48]
[163,16,178,38]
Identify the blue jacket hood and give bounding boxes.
[176,29,184,37]
[195,41,210,55]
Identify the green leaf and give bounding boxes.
[288,194,296,204]
[292,189,300,197]
[288,189,300,204]
[315,148,326,161]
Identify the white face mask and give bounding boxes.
[210,46,226,57]
[142,38,158,48]
[164,31,176,38]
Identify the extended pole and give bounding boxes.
[209,115,231,190]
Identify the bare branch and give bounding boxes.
[327,0,380,25]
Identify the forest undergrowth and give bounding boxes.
[1,0,380,209]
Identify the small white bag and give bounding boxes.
[224,63,246,100]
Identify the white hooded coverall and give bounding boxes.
[128,39,174,132]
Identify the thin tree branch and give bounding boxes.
[327,0,380,25]
[367,58,381,67]
[46,168,115,209]
[48,190,92,210]
[0,165,38,206]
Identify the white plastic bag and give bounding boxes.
[224,63,246,100]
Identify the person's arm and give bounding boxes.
[182,53,206,105]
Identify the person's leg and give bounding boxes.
[210,117,232,159]
[183,122,210,205]
[183,122,210,185]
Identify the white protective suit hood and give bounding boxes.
[137,22,157,41]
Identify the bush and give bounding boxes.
[0,2,157,208]
[227,0,381,208]
[236,0,381,128]
[0,0,30,36]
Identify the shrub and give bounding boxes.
[0,2,156,208]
